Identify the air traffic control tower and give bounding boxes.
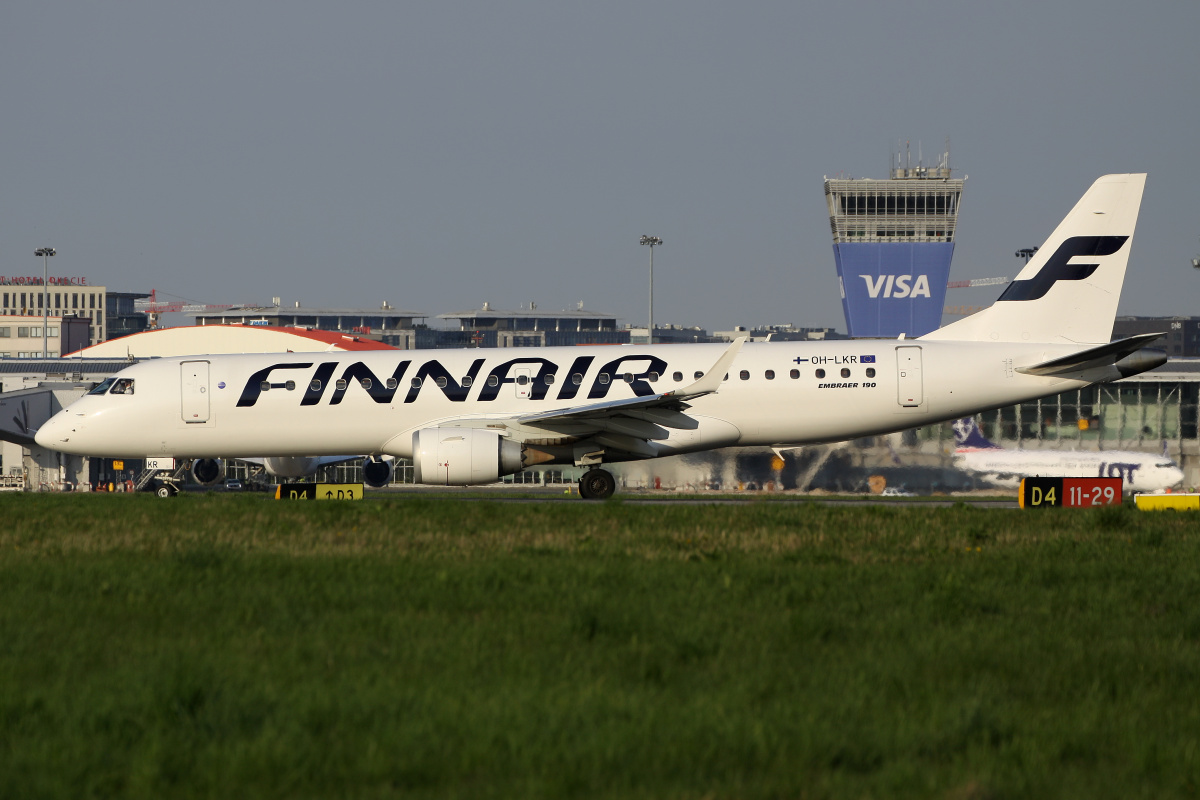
[824,151,964,337]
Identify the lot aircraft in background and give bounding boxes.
[37,174,1165,499]
[952,417,1183,492]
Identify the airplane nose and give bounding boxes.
[35,412,77,450]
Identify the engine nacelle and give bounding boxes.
[412,428,525,486]
[362,456,394,488]
[190,458,225,486]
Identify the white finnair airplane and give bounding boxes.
[951,417,1183,492]
[36,174,1166,499]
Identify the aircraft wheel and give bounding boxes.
[155,484,177,499]
[578,468,616,500]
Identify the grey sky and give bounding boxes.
[4,1,1198,333]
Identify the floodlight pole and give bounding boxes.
[640,235,662,344]
[35,247,56,358]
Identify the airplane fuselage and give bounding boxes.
[40,339,1095,462]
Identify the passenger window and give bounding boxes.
[544,374,555,384]
[410,378,422,388]
[815,369,825,379]
[259,381,270,392]
[516,375,529,386]
[672,371,683,382]
[285,380,296,391]
[571,373,583,385]
[599,373,610,385]
[765,370,775,380]
[488,375,499,387]
[739,370,749,380]
[840,368,851,378]
[310,379,323,392]
[866,368,876,378]
[386,378,398,390]
[623,373,634,383]
[336,379,348,390]
[789,369,799,379]
[648,372,659,382]
[361,378,373,389]
[694,371,704,380]
[461,376,473,388]
[436,377,447,388]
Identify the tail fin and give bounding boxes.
[923,173,1146,345]
[953,417,999,450]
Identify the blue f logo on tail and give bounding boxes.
[998,236,1129,302]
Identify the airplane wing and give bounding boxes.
[519,336,745,426]
[511,335,744,455]
[510,337,746,457]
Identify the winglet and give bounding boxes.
[670,336,746,399]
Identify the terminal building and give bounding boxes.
[436,303,627,348]
[1113,316,1200,358]
[191,301,425,348]
[191,301,628,349]
[824,149,964,338]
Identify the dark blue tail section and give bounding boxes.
[953,417,999,450]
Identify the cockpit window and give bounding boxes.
[88,378,117,396]
[109,378,135,395]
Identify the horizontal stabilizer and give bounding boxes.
[1016,333,1165,377]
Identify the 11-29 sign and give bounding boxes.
[1020,477,1122,508]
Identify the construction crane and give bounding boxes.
[943,275,1011,316]
[135,290,248,329]
[943,246,1035,315]
[945,276,1011,289]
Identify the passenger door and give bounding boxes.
[896,347,923,408]
[180,360,211,423]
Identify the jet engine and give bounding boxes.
[190,457,225,486]
[412,428,545,485]
[362,456,394,488]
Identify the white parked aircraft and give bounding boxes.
[37,174,1165,499]
[951,417,1183,492]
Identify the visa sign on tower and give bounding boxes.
[824,154,964,338]
[834,242,954,337]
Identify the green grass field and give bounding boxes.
[2,494,1199,799]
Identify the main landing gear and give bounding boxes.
[578,468,616,500]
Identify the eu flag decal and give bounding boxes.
[861,355,876,363]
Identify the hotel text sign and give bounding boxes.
[0,276,89,286]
